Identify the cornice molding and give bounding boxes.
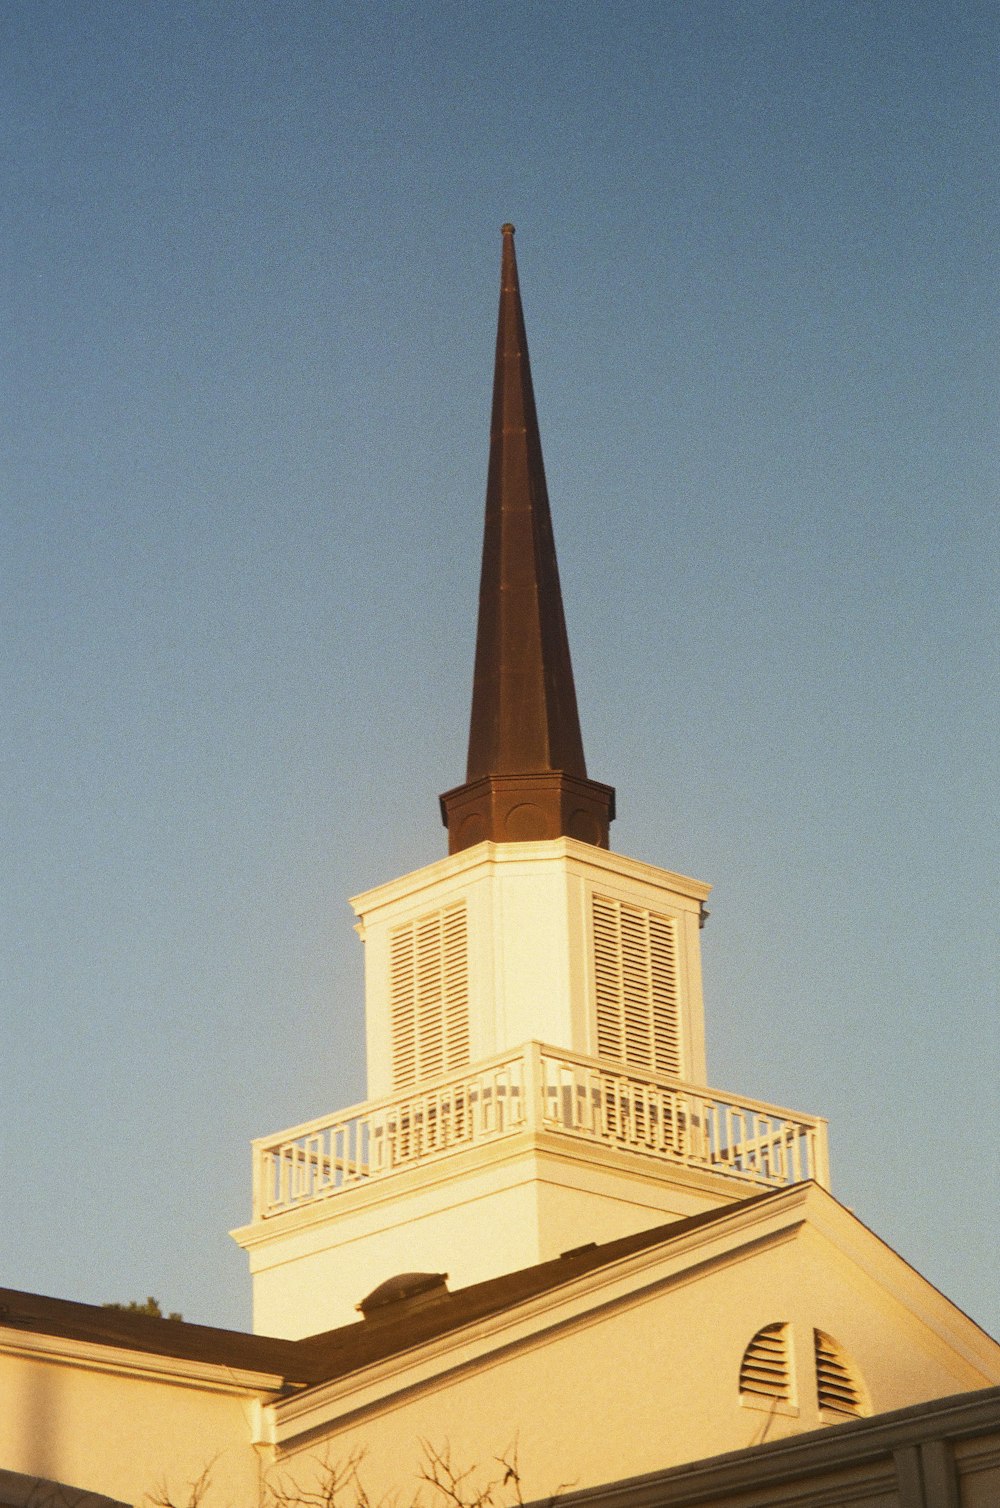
[231,1118,767,1253]
[350,838,711,920]
[0,1325,286,1397]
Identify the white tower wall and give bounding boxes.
[354,837,711,1101]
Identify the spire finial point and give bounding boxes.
[501,222,515,236]
[439,229,616,854]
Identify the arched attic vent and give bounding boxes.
[739,1323,792,1404]
[814,1329,867,1417]
[739,1323,868,1420]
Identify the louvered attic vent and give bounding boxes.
[390,902,469,1089]
[814,1330,865,1417]
[739,1323,792,1403]
[592,895,681,1076]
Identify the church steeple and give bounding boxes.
[440,224,615,854]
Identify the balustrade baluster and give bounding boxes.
[250,1047,829,1216]
[791,1126,802,1184]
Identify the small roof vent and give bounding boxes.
[357,1271,449,1321]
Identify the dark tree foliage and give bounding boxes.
[103,1295,183,1321]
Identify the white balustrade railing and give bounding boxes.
[535,1050,829,1190]
[253,1051,528,1218]
[252,1043,829,1219]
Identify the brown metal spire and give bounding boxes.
[440,225,615,854]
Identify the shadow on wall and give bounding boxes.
[10,1358,60,1486]
[2,1356,129,1503]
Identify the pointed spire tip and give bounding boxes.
[501,222,515,236]
[439,226,616,855]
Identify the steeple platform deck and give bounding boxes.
[250,1043,829,1223]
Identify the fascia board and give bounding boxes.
[233,1126,542,1251]
[349,843,500,917]
[796,1186,1000,1375]
[557,844,712,907]
[272,1187,809,1447]
[525,1127,791,1202]
[0,1326,287,1397]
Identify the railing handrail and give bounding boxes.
[532,1043,827,1130]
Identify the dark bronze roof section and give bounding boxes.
[440,224,615,854]
[0,1284,306,1384]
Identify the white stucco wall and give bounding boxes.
[0,1348,266,1508]
[268,1213,1000,1505]
[239,1134,749,1336]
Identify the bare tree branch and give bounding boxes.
[138,1437,557,1508]
[145,1459,216,1508]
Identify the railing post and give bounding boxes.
[811,1118,831,1188]
[523,1042,544,1133]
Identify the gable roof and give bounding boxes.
[0,1283,305,1383]
[293,1186,784,1383]
[0,1187,784,1389]
[8,1181,995,1403]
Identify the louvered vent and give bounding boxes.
[390,903,469,1089]
[740,1323,792,1402]
[814,1331,865,1417]
[592,896,681,1076]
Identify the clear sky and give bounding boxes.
[2,2,997,1336]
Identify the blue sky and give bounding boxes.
[2,2,997,1334]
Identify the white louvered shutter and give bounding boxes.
[593,896,681,1076]
[390,903,469,1089]
[814,1331,865,1416]
[740,1323,792,1402]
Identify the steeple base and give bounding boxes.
[233,1120,767,1338]
[440,771,615,854]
